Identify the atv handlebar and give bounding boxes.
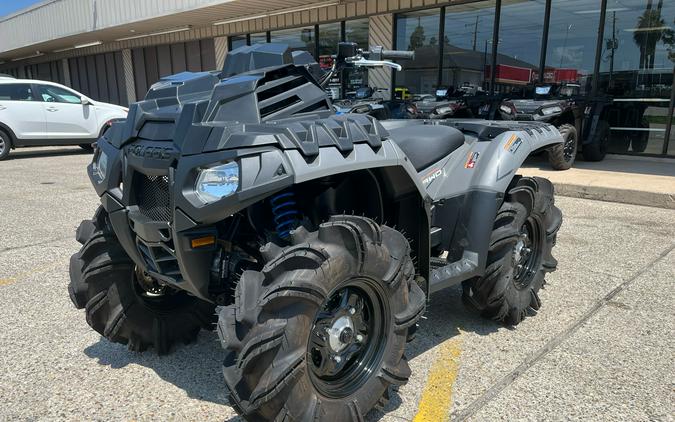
[380,49,415,60]
[319,43,414,88]
[366,46,415,61]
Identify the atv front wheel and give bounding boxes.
[218,215,425,421]
[68,207,215,354]
[462,176,561,325]
[547,123,577,170]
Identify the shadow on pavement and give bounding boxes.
[84,330,230,407]
[7,147,91,160]
[367,284,500,420]
[83,284,500,421]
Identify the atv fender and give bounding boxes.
[424,120,563,295]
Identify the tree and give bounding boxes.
[662,17,675,63]
[632,0,666,69]
[408,17,426,50]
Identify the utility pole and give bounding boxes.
[608,11,617,87]
[473,16,479,51]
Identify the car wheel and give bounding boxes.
[0,129,11,160]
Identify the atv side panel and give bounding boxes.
[380,119,563,294]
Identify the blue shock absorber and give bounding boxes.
[270,191,300,240]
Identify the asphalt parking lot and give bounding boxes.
[1,147,673,421]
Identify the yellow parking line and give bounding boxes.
[413,336,463,422]
[0,261,61,286]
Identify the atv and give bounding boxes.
[414,85,480,119]
[334,86,390,119]
[334,86,419,120]
[68,42,563,421]
[497,83,583,170]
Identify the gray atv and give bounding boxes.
[68,42,563,421]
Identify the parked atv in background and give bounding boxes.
[333,86,390,119]
[333,86,418,120]
[68,41,563,421]
[414,85,481,119]
[498,83,583,170]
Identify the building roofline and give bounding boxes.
[0,0,59,23]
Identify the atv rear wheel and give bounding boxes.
[218,215,425,421]
[462,176,561,325]
[68,207,215,354]
[547,123,577,170]
[582,120,609,161]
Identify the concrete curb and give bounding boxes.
[552,182,675,210]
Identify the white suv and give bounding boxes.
[0,77,128,160]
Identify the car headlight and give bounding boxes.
[541,106,562,115]
[93,149,108,182]
[195,162,239,203]
[499,104,513,114]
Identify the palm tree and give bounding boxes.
[632,0,666,69]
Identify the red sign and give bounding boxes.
[485,64,533,85]
[487,65,581,85]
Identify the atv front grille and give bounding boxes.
[134,174,172,221]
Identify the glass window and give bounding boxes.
[38,84,82,103]
[0,83,35,101]
[319,22,342,70]
[547,0,602,92]
[395,9,441,96]
[250,32,268,45]
[229,35,247,50]
[271,26,316,58]
[345,18,369,48]
[496,0,545,91]
[599,0,674,154]
[442,2,495,92]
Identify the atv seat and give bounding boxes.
[388,125,465,171]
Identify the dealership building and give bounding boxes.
[0,0,673,157]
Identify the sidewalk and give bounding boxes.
[521,155,675,209]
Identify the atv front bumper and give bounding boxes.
[90,140,293,301]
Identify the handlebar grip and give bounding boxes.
[381,49,415,60]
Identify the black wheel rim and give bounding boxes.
[307,278,387,398]
[563,133,576,162]
[134,266,168,297]
[512,217,543,289]
[131,266,188,313]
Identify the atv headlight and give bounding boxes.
[541,106,562,116]
[499,104,513,114]
[435,106,453,115]
[93,149,108,182]
[195,162,239,204]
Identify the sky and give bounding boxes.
[0,0,43,18]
